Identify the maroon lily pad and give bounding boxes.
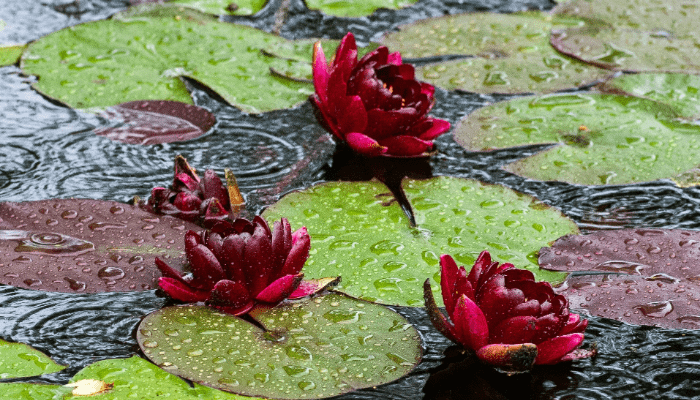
[0,199,198,293]
[540,229,700,329]
[93,100,216,145]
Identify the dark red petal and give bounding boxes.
[289,276,341,299]
[311,95,341,139]
[252,216,272,239]
[281,227,311,276]
[440,254,459,316]
[423,279,459,343]
[184,230,202,257]
[387,51,402,65]
[452,295,489,352]
[420,82,435,97]
[174,172,200,192]
[206,232,224,260]
[418,118,450,141]
[207,280,254,315]
[173,192,202,212]
[155,257,186,283]
[345,132,388,156]
[560,314,589,335]
[467,250,492,289]
[336,96,368,135]
[312,41,330,104]
[509,299,541,317]
[188,244,226,289]
[333,32,358,81]
[271,218,292,272]
[357,46,388,70]
[379,135,433,157]
[158,277,210,302]
[202,170,230,210]
[532,314,563,344]
[535,333,585,365]
[476,343,537,372]
[232,218,254,234]
[244,225,274,296]
[490,315,537,344]
[255,274,304,304]
[221,234,246,282]
[364,108,420,140]
[477,281,525,329]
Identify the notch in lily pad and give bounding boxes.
[540,228,700,329]
[380,12,611,94]
[0,198,199,293]
[137,292,421,399]
[263,176,578,306]
[454,92,700,185]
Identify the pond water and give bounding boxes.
[1,0,700,399]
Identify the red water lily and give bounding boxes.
[155,216,326,315]
[139,156,232,227]
[424,251,594,372]
[311,32,450,157]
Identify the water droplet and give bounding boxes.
[595,260,649,275]
[285,345,312,361]
[635,301,673,318]
[142,340,158,348]
[187,349,203,356]
[88,222,127,231]
[109,206,125,214]
[369,240,403,256]
[298,381,316,391]
[98,266,125,281]
[64,277,86,292]
[1,230,95,256]
[284,365,311,377]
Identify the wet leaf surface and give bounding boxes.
[540,228,700,329]
[0,339,64,379]
[600,73,700,120]
[380,12,610,94]
[93,100,216,145]
[162,0,267,15]
[305,0,419,17]
[263,177,577,306]
[0,45,22,67]
[454,92,700,185]
[137,293,421,399]
[0,199,197,293]
[550,0,700,73]
[0,382,69,400]
[21,4,313,113]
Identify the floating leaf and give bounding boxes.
[454,93,700,185]
[380,12,610,94]
[137,293,421,399]
[0,45,23,67]
[70,356,255,399]
[20,5,312,113]
[305,0,418,17]
[0,383,69,400]
[600,73,700,120]
[167,0,266,15]
[551,0,700,73]
[93,100,216,145]
[263,177,577,306]
[0,199,198,293]
[540,228,700,329]
[0,339,64,379]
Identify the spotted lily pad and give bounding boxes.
[380,12,610,94]
[166,0,266,15]
[137,293,421,399]
[454,92,700,185]
[0,45,23,67]
[551,0,700,73]
[20,5,312,113]
[0,383,69,400]
[600,73,700,120]
[93,100,216,145]
[0,339,64,379]
[540,228,700,329]
[263,177,577,306]
[0,199,198,293]
[305,0,418,17]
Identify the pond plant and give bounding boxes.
[2,0,700,398]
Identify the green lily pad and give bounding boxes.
[551,0,700,73]
[167,0,266,15]
[380,12,610,94]
[20,5,312,113]
[600,73,700,120]
[0,339,64,379]
[263,177,577,306]
[305,0,419,17]
[454,93,700,185]
[0,383,69,400]
[137,293,421,399]
[0,44,23,67]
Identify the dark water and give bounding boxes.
[2,0,700,398]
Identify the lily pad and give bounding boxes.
[539,228,700,329]
[93,100,216,145]
[600,73,700,120]
[0,199,198,293]
[305,0,419,18]
[167,0,266,15]
[454,93,700,185]
[551,0,700,73]
[0,383,69,400]
[380,12,610,94]
[263,177,577,306]
[137,293,421,399]
[20,5,312,113]
[0,339,64,379]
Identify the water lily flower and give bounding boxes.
[139,156,237,227]
[311,32,451,157]
[424,251,594,373]
[155,216,334,315]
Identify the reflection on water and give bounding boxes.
[2,0,700,398]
